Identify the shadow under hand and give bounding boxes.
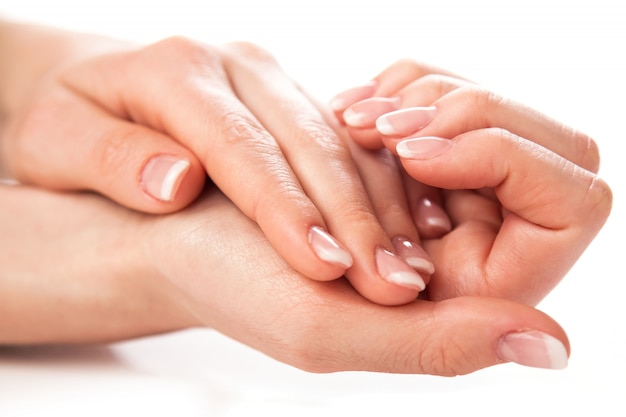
[0,344,119,369]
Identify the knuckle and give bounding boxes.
[337,203,379,227]
[466,86,506,111]
[392,57,430,77]
[141,36,223,77]
[415,73,463,97]
[586,175,613,223]
[224,41,278,66]
[253,177,308,220]
[578,131,601,173]
[294,118,351,158]
[215,111,270,146]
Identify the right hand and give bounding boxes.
[329,59,612,306]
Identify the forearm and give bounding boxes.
[0,185,196,345]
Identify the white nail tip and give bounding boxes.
[405,257,435,275]
[309,227,353,268]
[160,160,190,201]
[375,117,397,135]
[385,271,426,291]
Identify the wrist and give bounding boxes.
[0,186,197,344]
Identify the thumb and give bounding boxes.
[7,93,206,213]
[318,296,570,375]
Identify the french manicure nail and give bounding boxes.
[309,226,353,269]
[375,247,426,291]
[329,80,378,112]
[140,155,190,202]
[396,137,453,160]
[392,237,435,275]
[376,106,437,136]
[343,97,401,128]
[497,330,569,370]
[416,197,452,235]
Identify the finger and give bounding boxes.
[329,59,466,125]
[157,190,570,376]
[379,85,601,172]
[220,42,427,304]
[5,89,206,213]
[373,58,469,97]
[405,178,452,239]
[345,74,470,149]
[61,37,359,282]
[396,131,612,304]
[308,295,571,374]
[347,141,435,280]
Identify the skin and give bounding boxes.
[0,20,435,306]
[332,60,612,304]
[0,183,571,375]
[0,23,613,376]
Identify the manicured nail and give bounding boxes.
[343,97,401,128]
[392,237,435,275]
[309,226,353,269]
[376,106,437,136]
[396,137,453,160]
[497,330,569,370]
[140,155,190,202]
[329,80,378,113]
[375,247,426,291]
[416,197,452,235]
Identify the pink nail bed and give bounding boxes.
[376,106,437,136]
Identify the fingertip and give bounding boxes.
[427,297,570,374]
[308,226,354,275]
[140,155,190,203]
[138,153,206,213]
[329,80,378,117]
[497,330,569,370]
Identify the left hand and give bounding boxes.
[0,183,571,375]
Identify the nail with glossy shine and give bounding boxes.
[392,236,435,275]
[416,197,452,236]
[309,226,353,269]
[343,97,401,128]
[376,106,437,136]
[140,155,190,202]
[329,80,378,113]
[396,137,453,160]
[497,330,569,370]
[376,247,426,291]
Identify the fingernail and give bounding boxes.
[416,197,452,235]
[140,155,190,202]
[375,247,426,291]
[329,80,378,113]
[309,226,353,269]
[343,97,401,128]
[396,137,453,160]
[376,106,437,136]
[392,237,435,275]
[497,330,569,370]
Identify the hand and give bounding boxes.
[0,183,571,375]
[331,59,612,305]
[0,22,432,305]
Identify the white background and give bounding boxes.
[1,1,624,416]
